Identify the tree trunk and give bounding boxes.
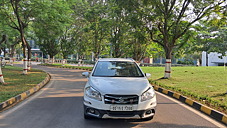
[23,58,28,75]
[164,59,171,78]
[10,40,18,66]
[10,45,15,58]
[9,58,14,66]
[12,0,30,74]
[22,44,26,58]
[94,52,99,61]
[21,34,28,75]
[50,55,55,64]
[3,47,6,57]
[206,51,208,66]
[0,64,5,84]
[164,47,173,78]
[27,46,32,70]
[160,56,163,64]
[63,54,68,59]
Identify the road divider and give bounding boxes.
[153,85,227,125]
[0,73,51,112]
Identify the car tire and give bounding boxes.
[84,113,92,119]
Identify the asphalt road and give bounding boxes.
[0,64,225,128]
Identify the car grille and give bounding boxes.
[104,94,139,104]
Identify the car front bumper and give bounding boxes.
[84,105,155,119]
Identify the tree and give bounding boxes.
[79,0,110,60]
[195,24,219,66]
[207,8,227,57]
[9,37,20,59]
[0,0,38,74]
[188,18,227,66]
[0,35,7,84]
[59,28,77,59]
[71,1,92,60]
[106,1,130,58]
[175,6,227,66]
[126,6,153,61]
[215,27,227,57]
[149,0,225,78]
[0,23,20,59]
[118,0,226,78]
[32,0,73,63]
[0,35,7,57]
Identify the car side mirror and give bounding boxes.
[82,72,90,77]
[145,73,151,78]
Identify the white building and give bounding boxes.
[202,51,227,66]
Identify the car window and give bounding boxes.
[92,61,144,77]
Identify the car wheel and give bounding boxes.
[84,113,92,119]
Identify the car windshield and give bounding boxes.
[92,61,144,77]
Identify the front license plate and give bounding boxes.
[110,105,133,111]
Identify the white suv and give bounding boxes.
[82,58,157,120]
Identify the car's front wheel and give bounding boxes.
[84,113,92,119]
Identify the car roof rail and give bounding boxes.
[126,58,135,61]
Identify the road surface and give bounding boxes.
[0,64,225,128]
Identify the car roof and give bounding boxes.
[98,58,135,62]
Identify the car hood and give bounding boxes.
[88,77,150,95]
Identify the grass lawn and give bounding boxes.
[0,66,47,103]
[141,66,227,114]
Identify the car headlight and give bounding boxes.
[85,86,102,101]
[141,87,155,102]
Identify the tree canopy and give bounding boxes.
[0,0,226,77]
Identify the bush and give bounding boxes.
[67,60,79,64]
[177,60,194,65]
[66,59,96,65]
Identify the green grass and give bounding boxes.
[141,66,227,114]
[0,66,47,103]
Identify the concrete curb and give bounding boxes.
[153,85,227,125]
[0,73,51,112]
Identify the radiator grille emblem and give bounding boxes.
[119,97,124,103]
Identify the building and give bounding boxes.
[202,51,227,66]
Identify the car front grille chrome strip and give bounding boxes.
[104,94,139,104]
